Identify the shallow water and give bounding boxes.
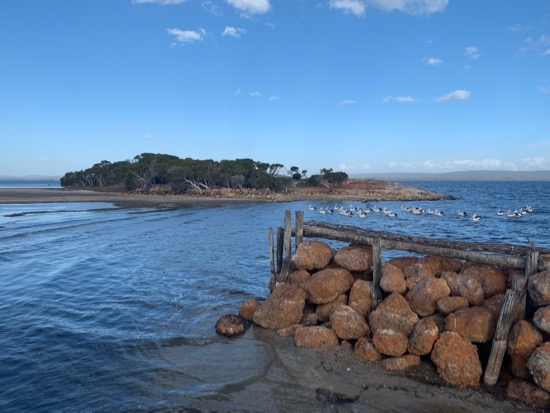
[0,181,548,411]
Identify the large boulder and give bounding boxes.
[348,279,372,317]
[306,267,354,305]
[528,342,550,392]
[239,299,260,321]
[315,294,347,322]
[368,293,419,335]
[292,241,333,271]
[289,269,310,290]
[408,314,443,356]
[253,284,306,329]
[372,328,409,357]
[506,379,550,408]
[334,244,373,272]
[533,306,550,334]
[482,293,505,320]
[294,326,339,348]
[354,336,383,362]
[431,331,483,387]
[442,271,484,306]
[528,271,550,307]
[460,262,507,298]
[386,256,418,271]
[436,296,469,315]
[404,262,438,289]
[380,263,407,294]
[445,306,496,343]
[406,277,450,317]
[330,305,369,340]
[508,320,544,378]
[418,255,462,275]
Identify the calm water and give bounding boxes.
[0,181,549,411]
[0,180,61,188]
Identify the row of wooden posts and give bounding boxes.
[268,210,550,386]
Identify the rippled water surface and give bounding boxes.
[1,181,549,411]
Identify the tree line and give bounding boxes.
[60,153,349,194]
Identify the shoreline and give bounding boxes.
[0,185,450,207]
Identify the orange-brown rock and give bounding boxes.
[368,293,419,335]
[406,277,450,316]
[334,244,374,272]
[418,255,462,275]
[354,336,383,362]
[239,299,261,321]
[372,328,409,357]
[404,262,438,289]
[482,293,505,320]
[508,320,544,379]
[528,342,550,392]
[442,271,484,306]
[291,241,333,271]
[315,294,347,322]
[408,314,443,356]
[289,269,310,290]
[381,354,421,371]
[277,324,300,337]
[506,379,550,408]
[215,314,247,337]
[252,284,306,329]
[445,306,496,343]
[300,304,318,326]
[306,267,354,305]
[294,326,339,348]
[534,306,550,334]
[330,305,369,340]
[348,279,372,317]
[436,296,469,315]
[460,262,506,298]
[380,263,407,294]
[431,331,482,388]
[528,271,550,307]
[386,256,418,271]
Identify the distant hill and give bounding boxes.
[352,170,550,181]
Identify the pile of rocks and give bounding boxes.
[217,240,550,408]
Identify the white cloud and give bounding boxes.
[508,24,530,32]
[383,96,416,103]
[523,157,546,167]
[366,0,448,15]
[423,160,436,169]
[222,26,246,38]
[444,159,515,170]
[167,28,206,44]
[133,0,187,4]
[250,91,261,97]
[543,49,550,55]
[340,99,358,104]
[435,89,471,102]
[268,95,280,101]
[338,163,372,172]
[519,34,550,55]
[424,57,442,65]
[202,1,222,15]
[464,46,480,60]
[225,0,271,15]
[330,0,366,17]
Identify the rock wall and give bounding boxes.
[227,240,550,408]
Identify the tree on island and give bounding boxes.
[60,153,347,194]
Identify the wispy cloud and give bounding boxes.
[523,157,546,168]
[424,57,443,65]
[225,0,271,15]
[383,96,416,103]
[167,28,206,44]
[367,0,448,15]
[133,0,187,4]
[519,34,550,55]
[330,0,366,17]
[508,24,530,32]
[250,91,261,97]
[541,86,550,94]
[222,26,246,38]
[268,95,280,101]
[340,99,358,104]
[202,1,222,15]
[464,46,481,60]
[435,89,471,102]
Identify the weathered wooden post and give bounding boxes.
[276,210,293,284]
[295,210,304,250]
[484,250,540,385]
[276,227,284,274]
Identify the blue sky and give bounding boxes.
[1,0,549,177]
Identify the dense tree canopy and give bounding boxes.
[60,153,348,194]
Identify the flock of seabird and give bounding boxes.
[308,203,534,223]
